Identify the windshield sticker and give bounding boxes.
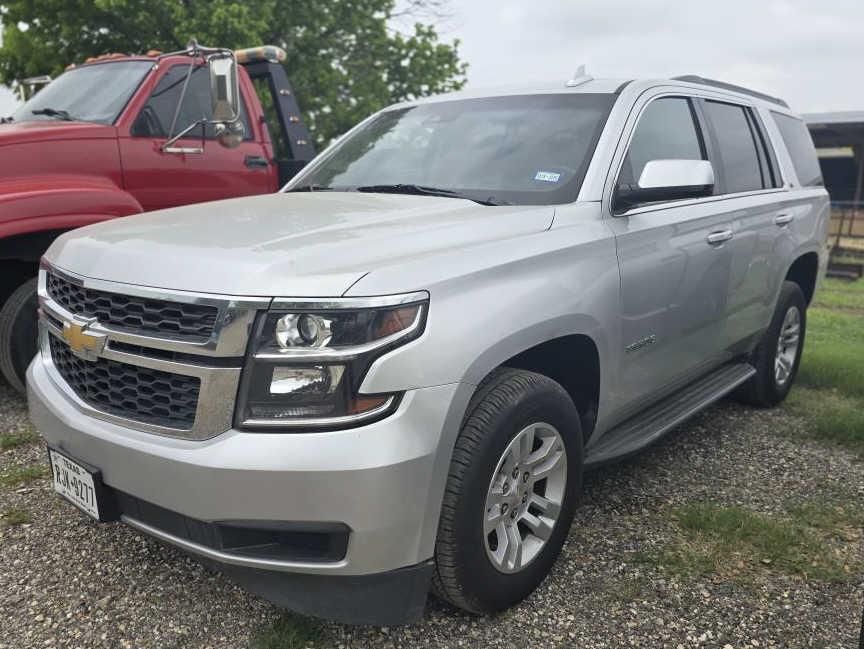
[534,171,561,183]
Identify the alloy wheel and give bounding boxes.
[774,306,801,386]
[483,422,567,574]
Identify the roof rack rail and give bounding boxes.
[672,75,789,108]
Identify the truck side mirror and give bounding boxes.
[209,55,239,122]
[209,54,244,148]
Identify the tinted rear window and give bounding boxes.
[771,112,823,187]
[704,101,765,194]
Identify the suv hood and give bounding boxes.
[47,192,555,297]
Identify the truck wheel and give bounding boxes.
[0,278,39,394]
[738,281,807,407]
[432,368,583,613]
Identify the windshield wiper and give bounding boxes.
[355,184,508,206]
[31,107,77,121]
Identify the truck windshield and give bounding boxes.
[12,61,153,125]
[290,93,616,205]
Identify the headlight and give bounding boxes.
[236,292,428,430]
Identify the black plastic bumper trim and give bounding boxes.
[216,559,434,625]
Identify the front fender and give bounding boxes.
[0,175,143,239]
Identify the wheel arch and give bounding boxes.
[461,319,605,441]
[784,251,819,305]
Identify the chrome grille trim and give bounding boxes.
[46,272,219,341]
[37,263,268,440]
[40,263,269,358]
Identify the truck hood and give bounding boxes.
[0,120,117,147]
[46,192,555,297]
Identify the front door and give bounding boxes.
[606,95,737,413]
[118,64,275,212]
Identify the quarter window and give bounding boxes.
[617,97,706,192]
[703,101,767,194]
[771,112,823,187]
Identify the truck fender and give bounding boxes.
[0,175,143,239]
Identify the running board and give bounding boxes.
[584,362,756,469]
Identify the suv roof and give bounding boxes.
[403,75,792,113]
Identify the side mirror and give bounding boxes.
[209,54,240,122]
[615,159,714,213]
[160,42,246,153]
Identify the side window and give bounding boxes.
[771,112,823,187]
[617,97,706,190]
[703,101,766,194]
[131,65,250,140]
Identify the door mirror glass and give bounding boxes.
[616,159,714,212]
[209,54,240,123]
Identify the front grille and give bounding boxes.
[49,336,200,429]
[47,273,218,341]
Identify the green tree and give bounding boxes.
[0,0,466,143]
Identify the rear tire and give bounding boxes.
[0,278,39,394]
[738,281,806,407]
[432,368,583,614]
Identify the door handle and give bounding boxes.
[245,155,269,169]
[706,230,734,245]
[774,213,794,226]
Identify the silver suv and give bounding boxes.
[28,74,829,625]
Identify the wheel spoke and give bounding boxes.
[529,492,561,518]
[518,425,536,463]
[504,522,523,570]
[485,504,507,534]
[491,521,509,565]
[528,444,564,482]
[520,510,554,541]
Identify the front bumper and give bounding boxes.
[28,358,471,623]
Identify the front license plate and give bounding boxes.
[48,448,102,520]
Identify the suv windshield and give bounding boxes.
[291,93,616,205]
[12,61,153,125]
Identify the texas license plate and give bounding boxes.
[48,448,104,520]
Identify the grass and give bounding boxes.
[251,615,324,649]
[782,277,864,457]
[636,502,856,583]
[1,507,32,526]
[0,463,48,489]
[0,426,38,452]
[812,277,864,312]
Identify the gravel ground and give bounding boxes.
[1,378,862,649]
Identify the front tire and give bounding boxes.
[739,281,806,407]
[0,278,39,394]
[432,368,583,613]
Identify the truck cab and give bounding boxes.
[0,44,315,392]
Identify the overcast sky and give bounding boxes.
[448,0,864,114]
[2,0,862,117]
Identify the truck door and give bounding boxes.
[606,95,737,412]
[117,64,276,212]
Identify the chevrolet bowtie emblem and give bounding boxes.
[62,319,106,361]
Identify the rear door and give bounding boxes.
[117,64,276,212]
[699,99,787,352]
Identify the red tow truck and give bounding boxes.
[0,42,316,392]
